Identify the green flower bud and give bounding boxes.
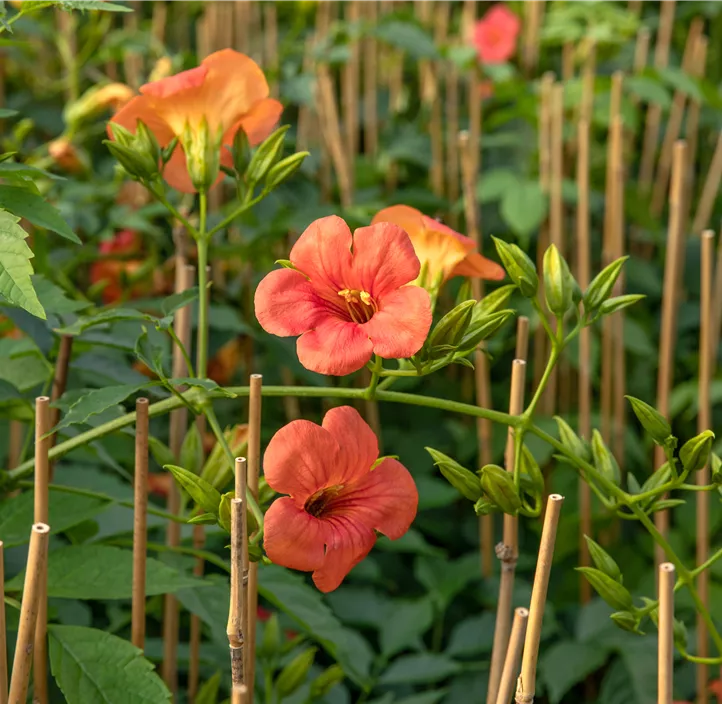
[275,647,317,698]
[600,294,645,316]
[554,416,591,463]
[148,436,175,470]
[165,464,222,516]
[247,124,289,184]
[480,464,522,515]
[456,309,516,354]
[673,618,688,649]
[591,430,621,486]
[187,512,217,525]
[679,430,715,473]
[575,567,633,611]
[492,237,539,298]
[428,300,476,349]
[711,453,722,485]
[182,117,223,193]
[610,611,642,634]
[180,423,204,476]
[543,244,574,316]
[583,256,628,314]
[258,612,281,659]
[310,664,345,699]
[135,120,161,167]
[232,126,251,175]
[473,497,496,515]
[108,121,135,148]
[104,141,157,181]
[200,424,249,490]
[426,447,482,501]
[584,536,622,582]
[625,396,672,445]
[265,151,309,190]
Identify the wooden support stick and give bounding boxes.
[48,334,72,480]
[515,317,530,362]
[33,397,50,704]
[653,142,687,569]
[713,233,722,368]
[8,523,50,704]
[363,1,378,159]
[264,3,279,98]
[696,231,714,703]
[658,563,676,704]
[487,360,527,704]
[0,541,7,704]
[522,1,545,77]
[232,684,249,704]
[161,263,195,694]
[446,57,460,227]
[8,421,22,470]
[691,131,722,235]
[132,398,149,650]
[515,495,565,704]
[228,454,248,690]
[495,607,529,704]
[342,0,360,189]
[246,375,262,699]
[685,37,708,223]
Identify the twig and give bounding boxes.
[33,397,50,704]
[515,495,565,703]
[8,523,50,704]
[658,562,676,704]
[0,541,7,704]
[488,360,527,704]
[495,607,529,704]
[132,398,149,650]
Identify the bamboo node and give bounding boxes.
[495,542,517,570]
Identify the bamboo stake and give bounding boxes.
[713,233,722,365]
[459,129,495,577]
[234,1,249,54]
[487,360,527,704]
[515,495,565,704]
[264,3,279,97]
[8,523,50,704]
[342,0,360,187]
[132,398,149,651]
[580,42,596,126]
[696,231,714,704]
[228,454,248,690]
[463,0,481,182]
[385,48,404,192]
[33,397,50,704]
[363,1,378,159]
[522,1,545,77]
[161,263,194,694]
[653,142,687,569]
[48,334,72,479]
[232,684,249,704]
[685,37,708,218]
[446,59,460,227]
[8,422,21,469]
[150,1,167,44]
[495,608,529,704]
[515,317,530,362]
[123,2,142,90]
[651,19,704,217]
[246,375,262,699]
[691,132,722,235]
[658,563,676,704]
[0,541,7,704]
[576,118,592,603]
[427,2,448,198]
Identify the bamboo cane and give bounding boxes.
[48,335,72,481]
[132,397,149,651]
[8,421,21,470]
[487,360,527,704]
[522,1,545,77]
[342,0,360,188]
[232,684,249,704]
[150,1,167,44]
[427,3,447,199]
[515,495,565,704]
[495,608,529,704]
[0,541,7,704]
[363,1,378,159]
[264,3,279,98]
[8,524,50,704]
[658,563,676,704]
[446,56,460,228]
[515,317,530,363]
[713,233,722,366]
[685,37,707,221]
[691,131,722,236]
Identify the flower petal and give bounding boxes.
[371,204,425,238]
[109,94,175,146]
[322,406,379,482]
[312,517,376,593]
[289,215,353,297]
[224,98,284,148]
[348,222,420,298]
[255,268,329,337]
[296,318,373,376]
[411,226,470,282]
[362,285,431,359]
[452,252,506,280]
[329,458,418,539]
[264,497,328,572]
[140,65,209,99]
[263,420,342,499]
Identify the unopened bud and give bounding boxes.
[584,535,622,582]
[275,647,317,697]
[555,416,590,463]
[165,464,222,516]
[427,300,476,351]
[591,430,621,486]
[457,309,515,354]
[476,284,517,315]
[182,117,223,192]
[426,447,481,501]
[480,464,521,515]
[600,294,645,316]
[543,244,574,316]
[492,237,538,298]
[265,151,309,190]
[247,125,289,184]
[625,396,672,445]
[180,423,204,476]
[575,567,633,611]
[610,611,641,634]
[679,430,715,473]
[583,256,628,314]
[232,126,251,175]
[711,453,722,485]
[310,664,345,698]
[258,613,281,659]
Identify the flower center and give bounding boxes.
[304,485,344,518]
[338,289,377,324]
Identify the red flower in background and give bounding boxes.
[254,215,432,376]
[90,230,144,304]
[263,406,418,593]
[473,4,520,64]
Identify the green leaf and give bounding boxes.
[164,464,222,516]
[59,0,133,11]
[6,545,207,599]
[378,653,462,685]
[161,287,199,317]
[0,185,80,243]
[0,490,110,547]
[374,20,438,60]
[540,640,610,703]
[53,384,144,432]
[49,625,170,704]
[446,613,496,657]
[56,308,152,336]
[170,377,237,398]
[659,67,702,101]
[32,275,90,314]
[379,597,435,658]
[476,168,520,203]
[500,180,548,240]
[625,76,672,109]
[0,208,45,319]
[194,672,221,704]
[0,161,64,181]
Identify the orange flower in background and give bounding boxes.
[90,229,144,304]
[48,137,84,173]
[710,680,722,703]
[109,49,283,193]
[473,4,520,64]
[371,205,505,286]
[263,406,418,593]
[207,337,245,386]
[147,472,172,497]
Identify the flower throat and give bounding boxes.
[338,288,377,323]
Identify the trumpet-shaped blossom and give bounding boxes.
[473,4,520,64]
[109,49,282,193]
[254,215,432,376]
[371,205,505,286]
[263,406,418,592]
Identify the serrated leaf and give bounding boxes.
[0,185,80,243]
[378,653,462,685]
[0,161,63,180]
[6,545,208,598]
[53,384,144,432]
[0,208,45,318]
[170,377,237,397]
[379,597,434,657]
[32,274,90,314]
[540,640,611,703]
[49,625,171,704]
[56,308,152,336]
[161,287,198,317]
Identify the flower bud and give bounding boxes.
[610,611,642,634]
[232,126,251,175]
[474,498,496,515]
[427,300,476,350]
[165,464,222,516]
[543,244,574,316]
[575,567,633,611]
[711,453,722,485]
[591,430,621,486]
[218,491,233,533]
[180,423,204,476]
[679,430,715,473]
[554,416,590,463]
[64,82,135,126]
[182,117,223,192]
[625,396,672,445]
[456,309,515,354]
[247,124,289,184]
[265,151,309,190]
[673,618,688,649]
[148,436,175,470]
[200,424,249,489]
[492,237,538,298]
[105,141,158,182]
[310,665,345,699]
[188,512,217,525]
[600,294,645,316]
[583,256,628,315]
[275,647,317,698]
[584,535,622,582]
[258,612,281,659]
[426,447,482,501]
[480,464,522,515]
[519,445,544,495]
[135,120,161,168]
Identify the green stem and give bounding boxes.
[365,355,382,399]
[106,538,230,573]
[205,192,266,239]
[197,192,209,379]
[690,546,722,579]
[167,327,195,379]
[150,186,199,239]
